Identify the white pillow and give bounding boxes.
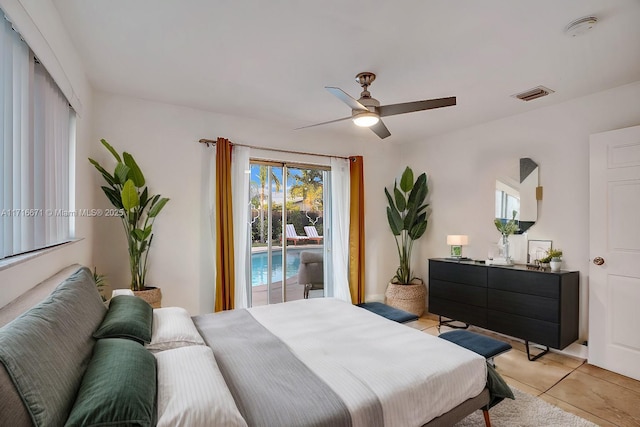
[146,307,205,352]
[155,346,247,427]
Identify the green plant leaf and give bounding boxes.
[394,186,406,212]
[403,204,416,230]
[407,173,427,208]
[384,187,396,212]
[101,186,123,209]
[148,197,169,217]
[149,194,160,207]
[123,152,146,187]
[417,203,429,215]
[386,207,403,236]
[89,158,116,186]
[133,228,145,241]
[139,187,148,207]
[121,180,140,211]
[409,216,428,240]
[399,167,414,193]
[140,189,154,212]
[101,139,122,163]
[114,163,131,185]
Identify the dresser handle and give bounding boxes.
[593,257,605,266]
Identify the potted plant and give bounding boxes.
[89,139,169,307]
[540,248,563,271]
[383,166,430,316]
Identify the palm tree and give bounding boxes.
[289,169,323,213]
[255,165,281,243]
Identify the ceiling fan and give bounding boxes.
[297,72,456,139]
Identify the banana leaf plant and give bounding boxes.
[385,166,430,284]
[89,139,169,291]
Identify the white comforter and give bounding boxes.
[248,298,487,427]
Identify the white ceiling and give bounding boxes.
[53,0,640,143]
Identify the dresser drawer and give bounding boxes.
[430,297,488,327]
[488,289,558,323]
[430,280,487,308]
[429,260,487,288]
[488,310,559,348]
[488,268,559,298]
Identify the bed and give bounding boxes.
[0,265,505,426]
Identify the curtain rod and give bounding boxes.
[199,138,352,161]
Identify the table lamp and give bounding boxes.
[447,235,469,259]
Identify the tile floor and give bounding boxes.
[407,315,640,427]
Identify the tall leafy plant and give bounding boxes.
[385,166,430,284]
[89,139,169,291]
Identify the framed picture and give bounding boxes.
[451,245,462,257]
[528,240,552,264]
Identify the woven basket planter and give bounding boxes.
[133,287,162,308]
[384,282,426,317]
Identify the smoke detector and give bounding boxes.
[565,16,598,37]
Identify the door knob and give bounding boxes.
[593,257,605,266]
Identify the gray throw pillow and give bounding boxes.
[0,267,107,426]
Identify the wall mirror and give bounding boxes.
[495,158,538,234]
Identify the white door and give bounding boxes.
[589,124,640,381]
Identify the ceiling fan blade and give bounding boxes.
[294,116,352,130]
[378,96,456,117]
[370,120,391,139]
[325,87,368,111]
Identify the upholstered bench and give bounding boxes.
[357,302,419,323]
[439,330,512,366]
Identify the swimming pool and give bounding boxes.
[251,248,320,287]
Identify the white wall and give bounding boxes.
[0,0,94,307]
[402,81,640,341]
[91,91,400,314]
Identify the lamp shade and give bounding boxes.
[447,235,469,246]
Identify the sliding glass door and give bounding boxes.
[249,162,327,306]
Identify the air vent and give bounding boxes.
[512,86,555,102]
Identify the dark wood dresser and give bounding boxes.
[428,258,579,360]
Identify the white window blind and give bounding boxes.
[0,14,74,260]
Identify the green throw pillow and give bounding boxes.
[65,338,157,427]
[93,295,153,344]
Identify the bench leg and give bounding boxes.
[482,408,491,427]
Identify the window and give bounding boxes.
[0,13,75,260]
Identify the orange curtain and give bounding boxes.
[214,138,235,312]
[349,156,365,304]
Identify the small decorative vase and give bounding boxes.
[550,257,562,272]
[500,234,512,264]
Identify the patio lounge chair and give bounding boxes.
[285,224,309,245]
[303,226,323,244]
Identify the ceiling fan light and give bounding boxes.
[352,112,379,127]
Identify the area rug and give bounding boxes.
[455,387,598,427]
